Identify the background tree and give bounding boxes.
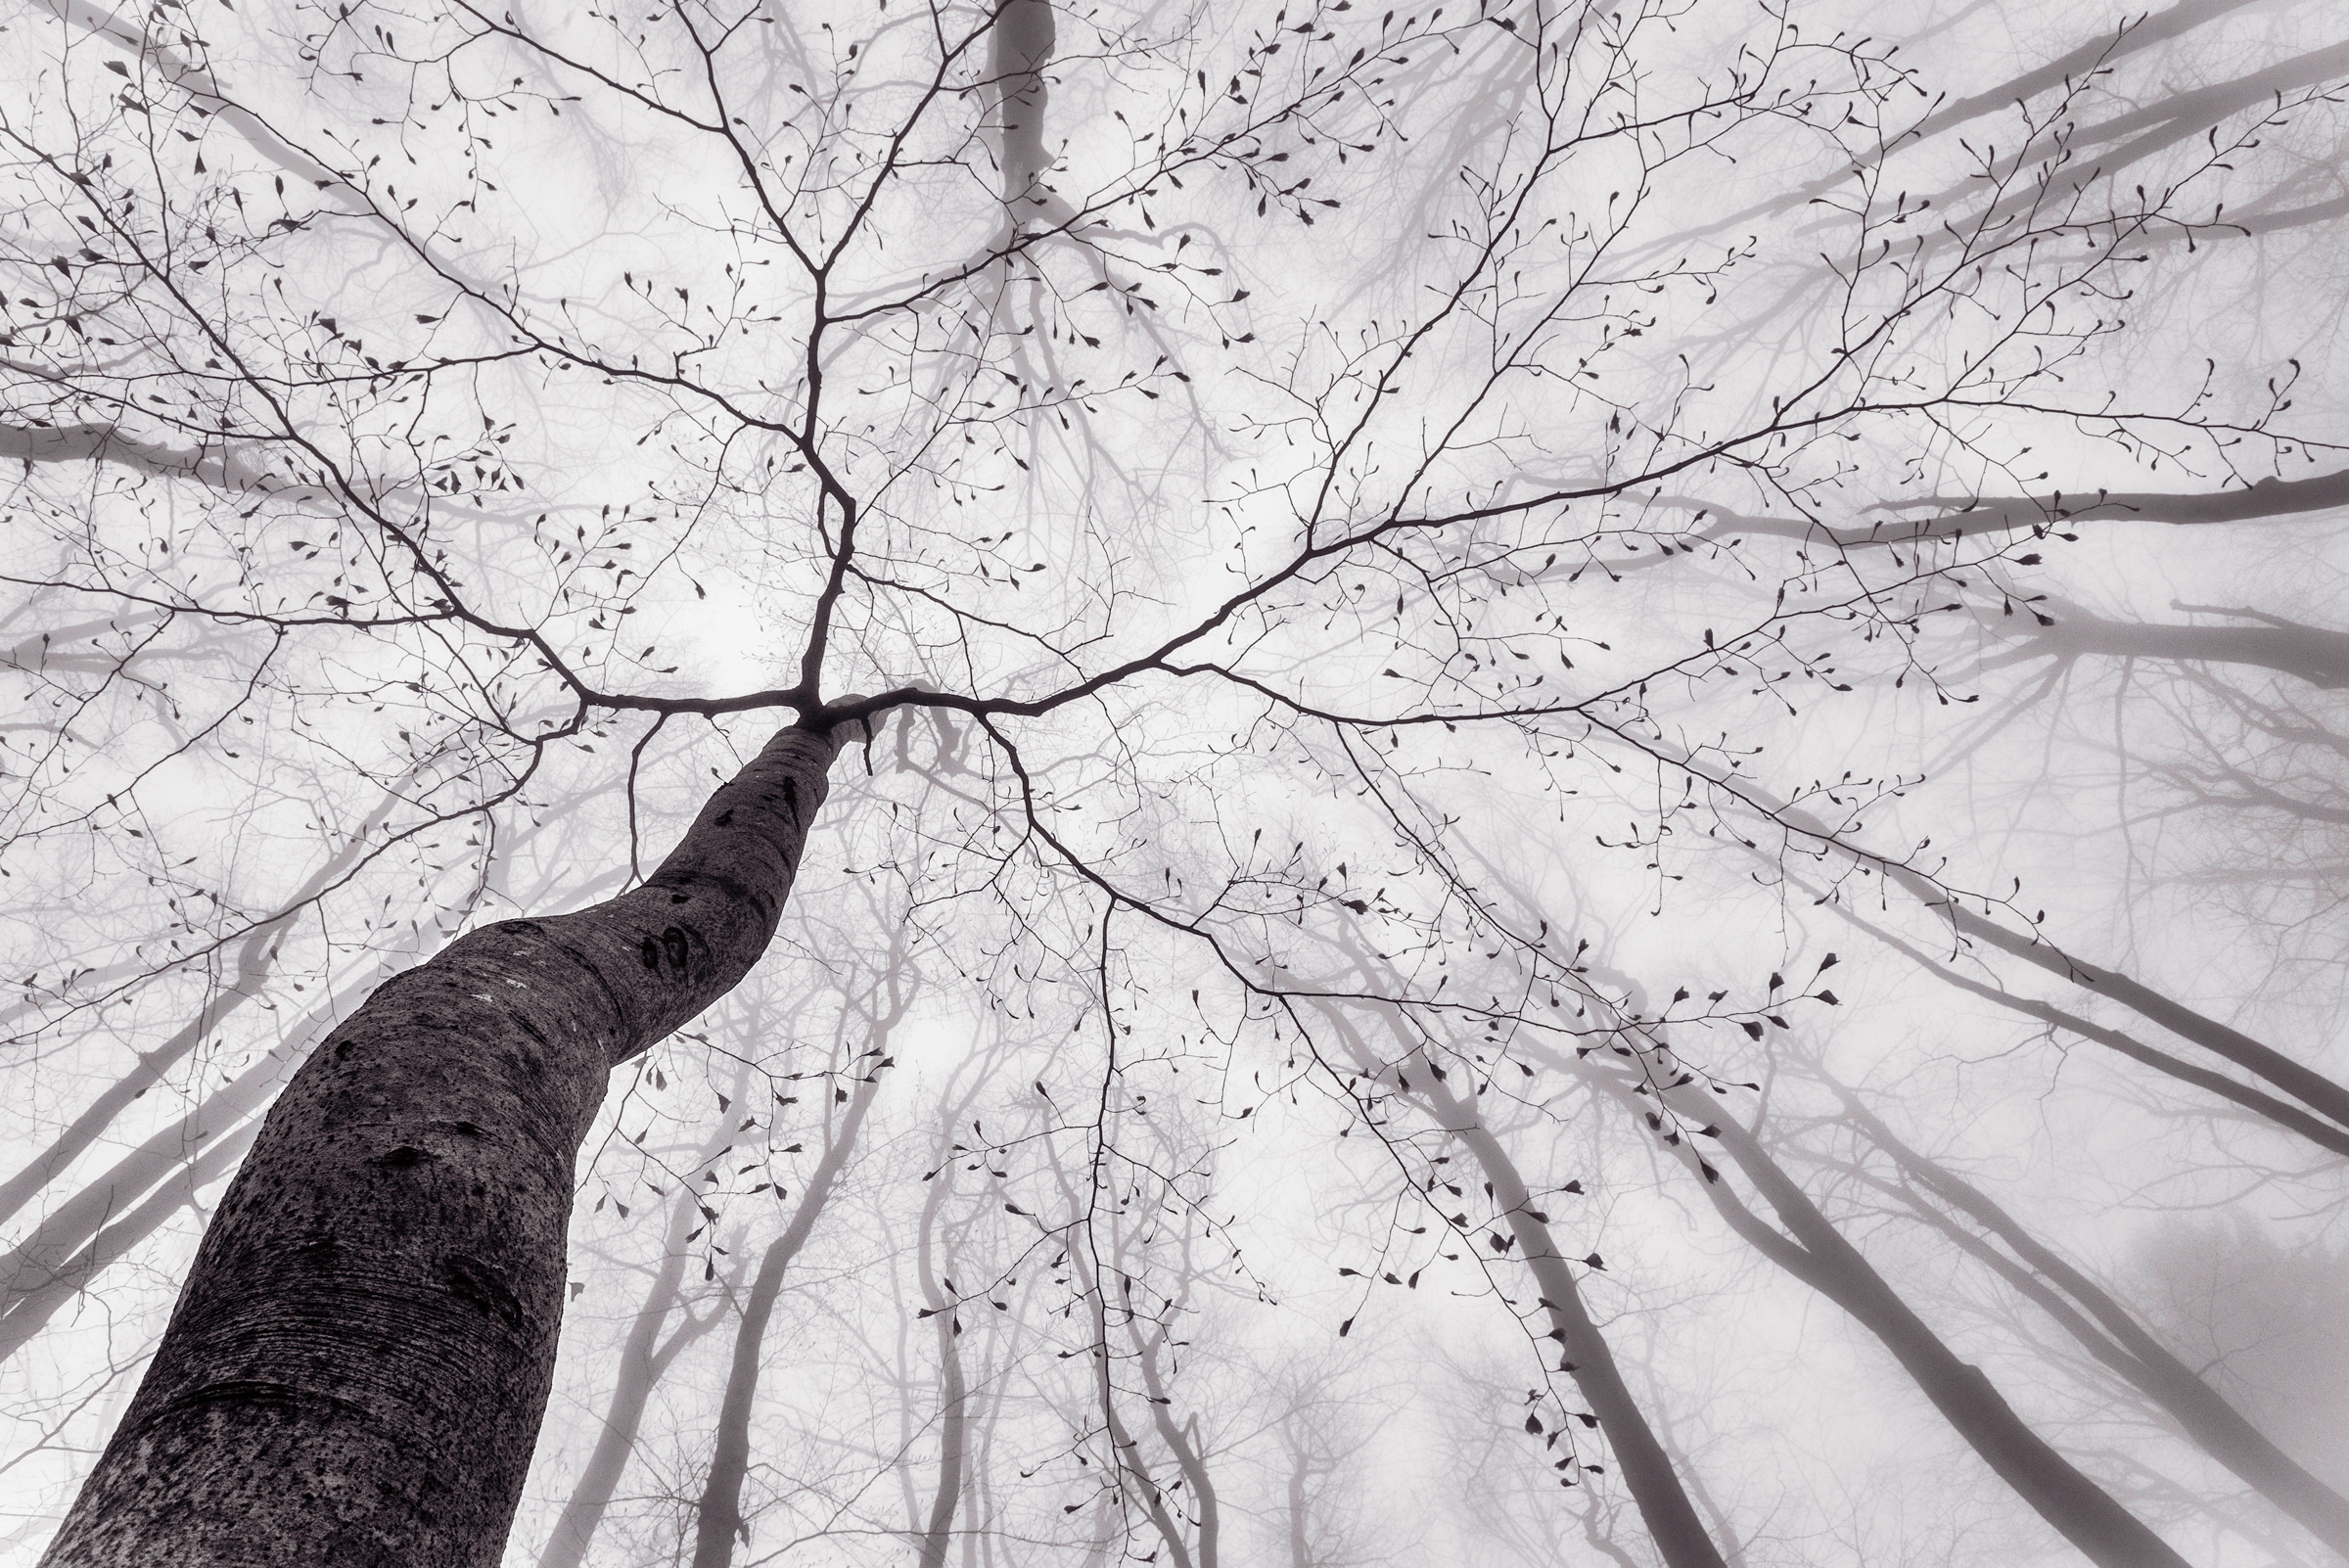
[5,0,2349,1565]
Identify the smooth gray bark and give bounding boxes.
[1313,992,1728,1568]
[1689,738,2349,1135]
[38,722,841,1568]
[915,1160,973,1568]
[1132,1321,1221,1568]
[1407,1061,1730,1568]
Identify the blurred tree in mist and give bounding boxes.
[3,0,2349,1564]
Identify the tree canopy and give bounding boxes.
[6,0,2349,1563]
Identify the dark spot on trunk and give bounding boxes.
[321,1528,400,1568]
[443,1254,526,1328]
[372,1145,432,1169]
[714,808,734,827]
[639,936,662,970]
[669,892,690,903]
[782,777,800,826]
[661,925,690,971]
[433,1120,485,1137]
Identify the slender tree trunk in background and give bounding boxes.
[1557,1046,2194,1568]
[0,792,401,1230]
[915,1163,972,1568]
[1903,885,2349,1133]
[1825,1089,2349,1556]
[1284,1449,1313,1568]
[1696,741,2349,1133]
[0,986,345,1328]
[1403,1061,1730,1568]
[0,1116,260,1362]
[1132,1321,1221,1568]
[1070,1244,1197,1568]
[531,1190,710,1568]
[536,1081,752,1568]
[688,1052,885,1568]
[38,723,842,1568]
[1807,893,2349,1158]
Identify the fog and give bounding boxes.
[3,0,2347,1564]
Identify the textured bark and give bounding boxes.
[38,722,842,1568]
[688,1054,883,1568]
[1561,1048,2194,1568]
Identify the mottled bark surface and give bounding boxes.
[38,723,841,1568]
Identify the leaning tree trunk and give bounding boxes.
[38,722,843,1568]
[1313,1000,1730,1568]
[688,1055,882,1568]
[1407,1063,1730,1568]
[1553,1044,2194,1568]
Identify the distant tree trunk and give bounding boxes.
[1557,1044,2194,1568]
[1807,894,2349,1159]
[1284,1448,1313,1568]
[1132,1321,1220,1568]
[1404,1059,1730,1568]
[0,990,338,1328]
[1822,1086,2349,1557]
[536,1081,752,1568]
[0,789,401,1230]
[688,1044,886,1568]
[0,1115,260,1362]
[38,722,842,1568]
[1691,738,2349,1135]
[915,1160,972,1568]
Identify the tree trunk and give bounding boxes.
[1133,1322,1221,1568]
[38,722,842,1568]
[535,1087,751,1568]
[688,1051,883,1568]
[915,1163,972,1568]
[1409,1066,1730,1568]
[0,789,402,1231]
[1827,1089,2349,1557]
[0,1115,260,1362]
[1561,1046,2194,1568]
[0,991,336,1327]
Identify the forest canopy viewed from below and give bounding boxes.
[4,0,2348,1563]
